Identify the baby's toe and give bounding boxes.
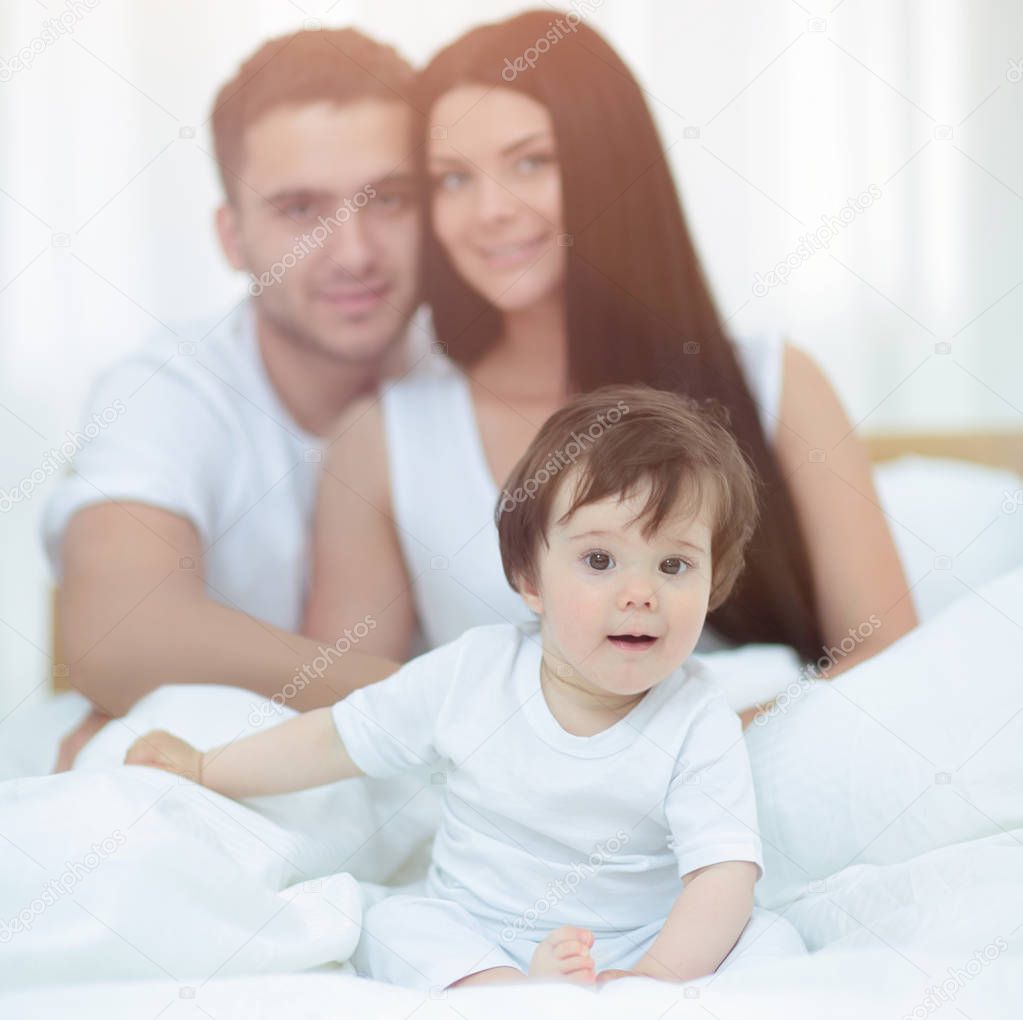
[561,957,596,983]
[554,939,591,960]
[554,925,593,945]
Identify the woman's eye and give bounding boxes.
[584,551,614,571]
[661,558,690,576]
[514,153,553,175]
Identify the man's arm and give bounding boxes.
[616,861,758,983]
[125,707,364,799]
[59,501,400,718]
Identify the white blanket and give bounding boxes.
[0,685,444,986]
[0,946,1020,1020]
[2,563,1022,1016]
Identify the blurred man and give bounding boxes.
[46,29,447,768]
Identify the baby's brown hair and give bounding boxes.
[495,384,761,611]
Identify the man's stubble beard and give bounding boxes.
[257,292,410,369]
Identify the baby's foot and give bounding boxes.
[528,925,596,984]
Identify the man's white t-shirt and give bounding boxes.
[332,620,764,940]
[42,299,450,632]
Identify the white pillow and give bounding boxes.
[873,455,1023,621]
[76,684,442,886]
[746,561,1023,910]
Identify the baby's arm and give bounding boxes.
[624,860,757,983]
[124,707,364,799]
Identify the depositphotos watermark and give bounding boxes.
[753,614,882,726]
[0,0,101,82]
[901,937,1008,1019]
[498,400,629,513]
[248,615,377,725]
[1,400,127,513]
[752,185,883,296]
[500,830,630,941]
[1001,489,1023,514]
[0,831,127,943]
[249,185,378,295]
[500,0,604,81]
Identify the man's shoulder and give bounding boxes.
[86,302,259,421]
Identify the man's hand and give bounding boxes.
[53,708,113,772]
[125,729,204,784]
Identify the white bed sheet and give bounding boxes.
[1,945,1020,1020]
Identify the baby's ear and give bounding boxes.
[515,571,544,614]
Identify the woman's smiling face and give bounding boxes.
[427,84,567,313]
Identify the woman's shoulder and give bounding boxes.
[730,331,848,452]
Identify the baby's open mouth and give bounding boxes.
[607,634,658,651]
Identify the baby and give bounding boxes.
[126,383,766,991]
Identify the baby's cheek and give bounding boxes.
[553,591,604,657]
[670,587,712,651]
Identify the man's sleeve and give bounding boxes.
[42,354,237,578]
[663,690,764,881]
[330,633,467,778]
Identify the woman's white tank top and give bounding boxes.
[381,332,786,655]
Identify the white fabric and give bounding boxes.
[0,766,364,986]
[1,563,1022,1002]
[744,559,1023,920]
[331,619,766,985]
[353,895,802,991]
[3,947,1020,1020]
[872,454,1023,622]
[0,681,442,989]
[380,330,787,653]
[41,299,449,631]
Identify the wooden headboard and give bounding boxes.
[865,431,1023,476]
[49,429,1023,693]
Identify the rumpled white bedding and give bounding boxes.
[2,462,1022,1016]
[0,946,1019,1020]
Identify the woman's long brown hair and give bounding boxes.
[415,10,824,664]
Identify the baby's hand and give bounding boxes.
[529,925,596,984]
[125,730,203,784]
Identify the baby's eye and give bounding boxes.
[584,551,614,571]
[661,558,690,575]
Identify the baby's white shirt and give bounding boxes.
[332,620,764,938]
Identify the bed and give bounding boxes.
[2,431,1022,1018]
